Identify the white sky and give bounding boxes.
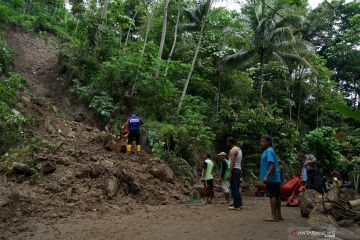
[213,0,351,11]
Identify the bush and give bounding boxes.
[303,126,344,173]
[0,73,28,154]
[0,39,15,75]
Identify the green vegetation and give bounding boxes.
[0,0,359,182]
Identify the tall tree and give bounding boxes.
[155,0,170,78]
[223,1,308,103]
[131,1,156,96]
[95,0,110,50]
[164,0,181,77]
[177,0,213,113]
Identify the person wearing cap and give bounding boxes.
[260,134,283,222]
[218,152,231,203]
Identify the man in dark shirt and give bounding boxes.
[126,114,144,153]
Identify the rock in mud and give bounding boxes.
[193,184,205,197]
[8,162,34,176]
[190,190,201,200]
[115,169,141,194]
[299,189,317,218]
[41,161,56,174]
[149,164,174,183]
[35,155,48,162]
[105,176,119,198]
[76,163,107,179]
[55,156,71,166]
[338,219,356,227]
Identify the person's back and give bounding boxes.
[127,115,144,131]
[202,153,214,204]
[203,159,214,180]
[126,114,144,153]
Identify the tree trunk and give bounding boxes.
[155,0,170,78]
[95,0,110,51]
[118,27,122,48]
[216,71,221,121]
[296,77,302,131]
[288,69,293,121]
[296,68,304,131]
[164,1,181,77]
[259,52,265,104]
[74,18,80,35]
[125,11,138,47]
[131,3,156,96]
[23,0,32,14]
[177,17,207,113]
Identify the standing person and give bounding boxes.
[299,151,317,185]
[202,153,214,204]
[260,135,282,222]
[126,114,144,153]
[218,152,231,203]
[227,137,242,210]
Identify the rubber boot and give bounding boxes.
[136,145,141,153]
[126,144,132,153]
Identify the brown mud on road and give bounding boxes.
[10,196,307,240]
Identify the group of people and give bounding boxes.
[202,137,243,210]
[201,135,283,221]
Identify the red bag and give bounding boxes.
[280,176,301,201]
[287,195,300,207]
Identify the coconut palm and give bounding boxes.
[223,1,309,103]
[177,0,213,113]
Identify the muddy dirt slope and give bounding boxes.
[0,28,189,239]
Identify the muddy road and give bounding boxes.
[10,196,307,240]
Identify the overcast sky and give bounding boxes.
[213,0,342,10]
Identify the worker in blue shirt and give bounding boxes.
[126,114,144,153]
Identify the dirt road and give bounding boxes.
[11,196,307,240]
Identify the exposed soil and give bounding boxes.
[0,28,190,239]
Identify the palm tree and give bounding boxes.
[177,0,213,113]
[222,1,309,103]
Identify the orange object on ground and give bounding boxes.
[280,176,301,201]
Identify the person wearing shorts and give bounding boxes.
[260,135,282,222]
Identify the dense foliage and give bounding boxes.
[0,0,359,183]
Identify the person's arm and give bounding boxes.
[139,118,144,125]
[264,151,276,184]
[264,164,274,184]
